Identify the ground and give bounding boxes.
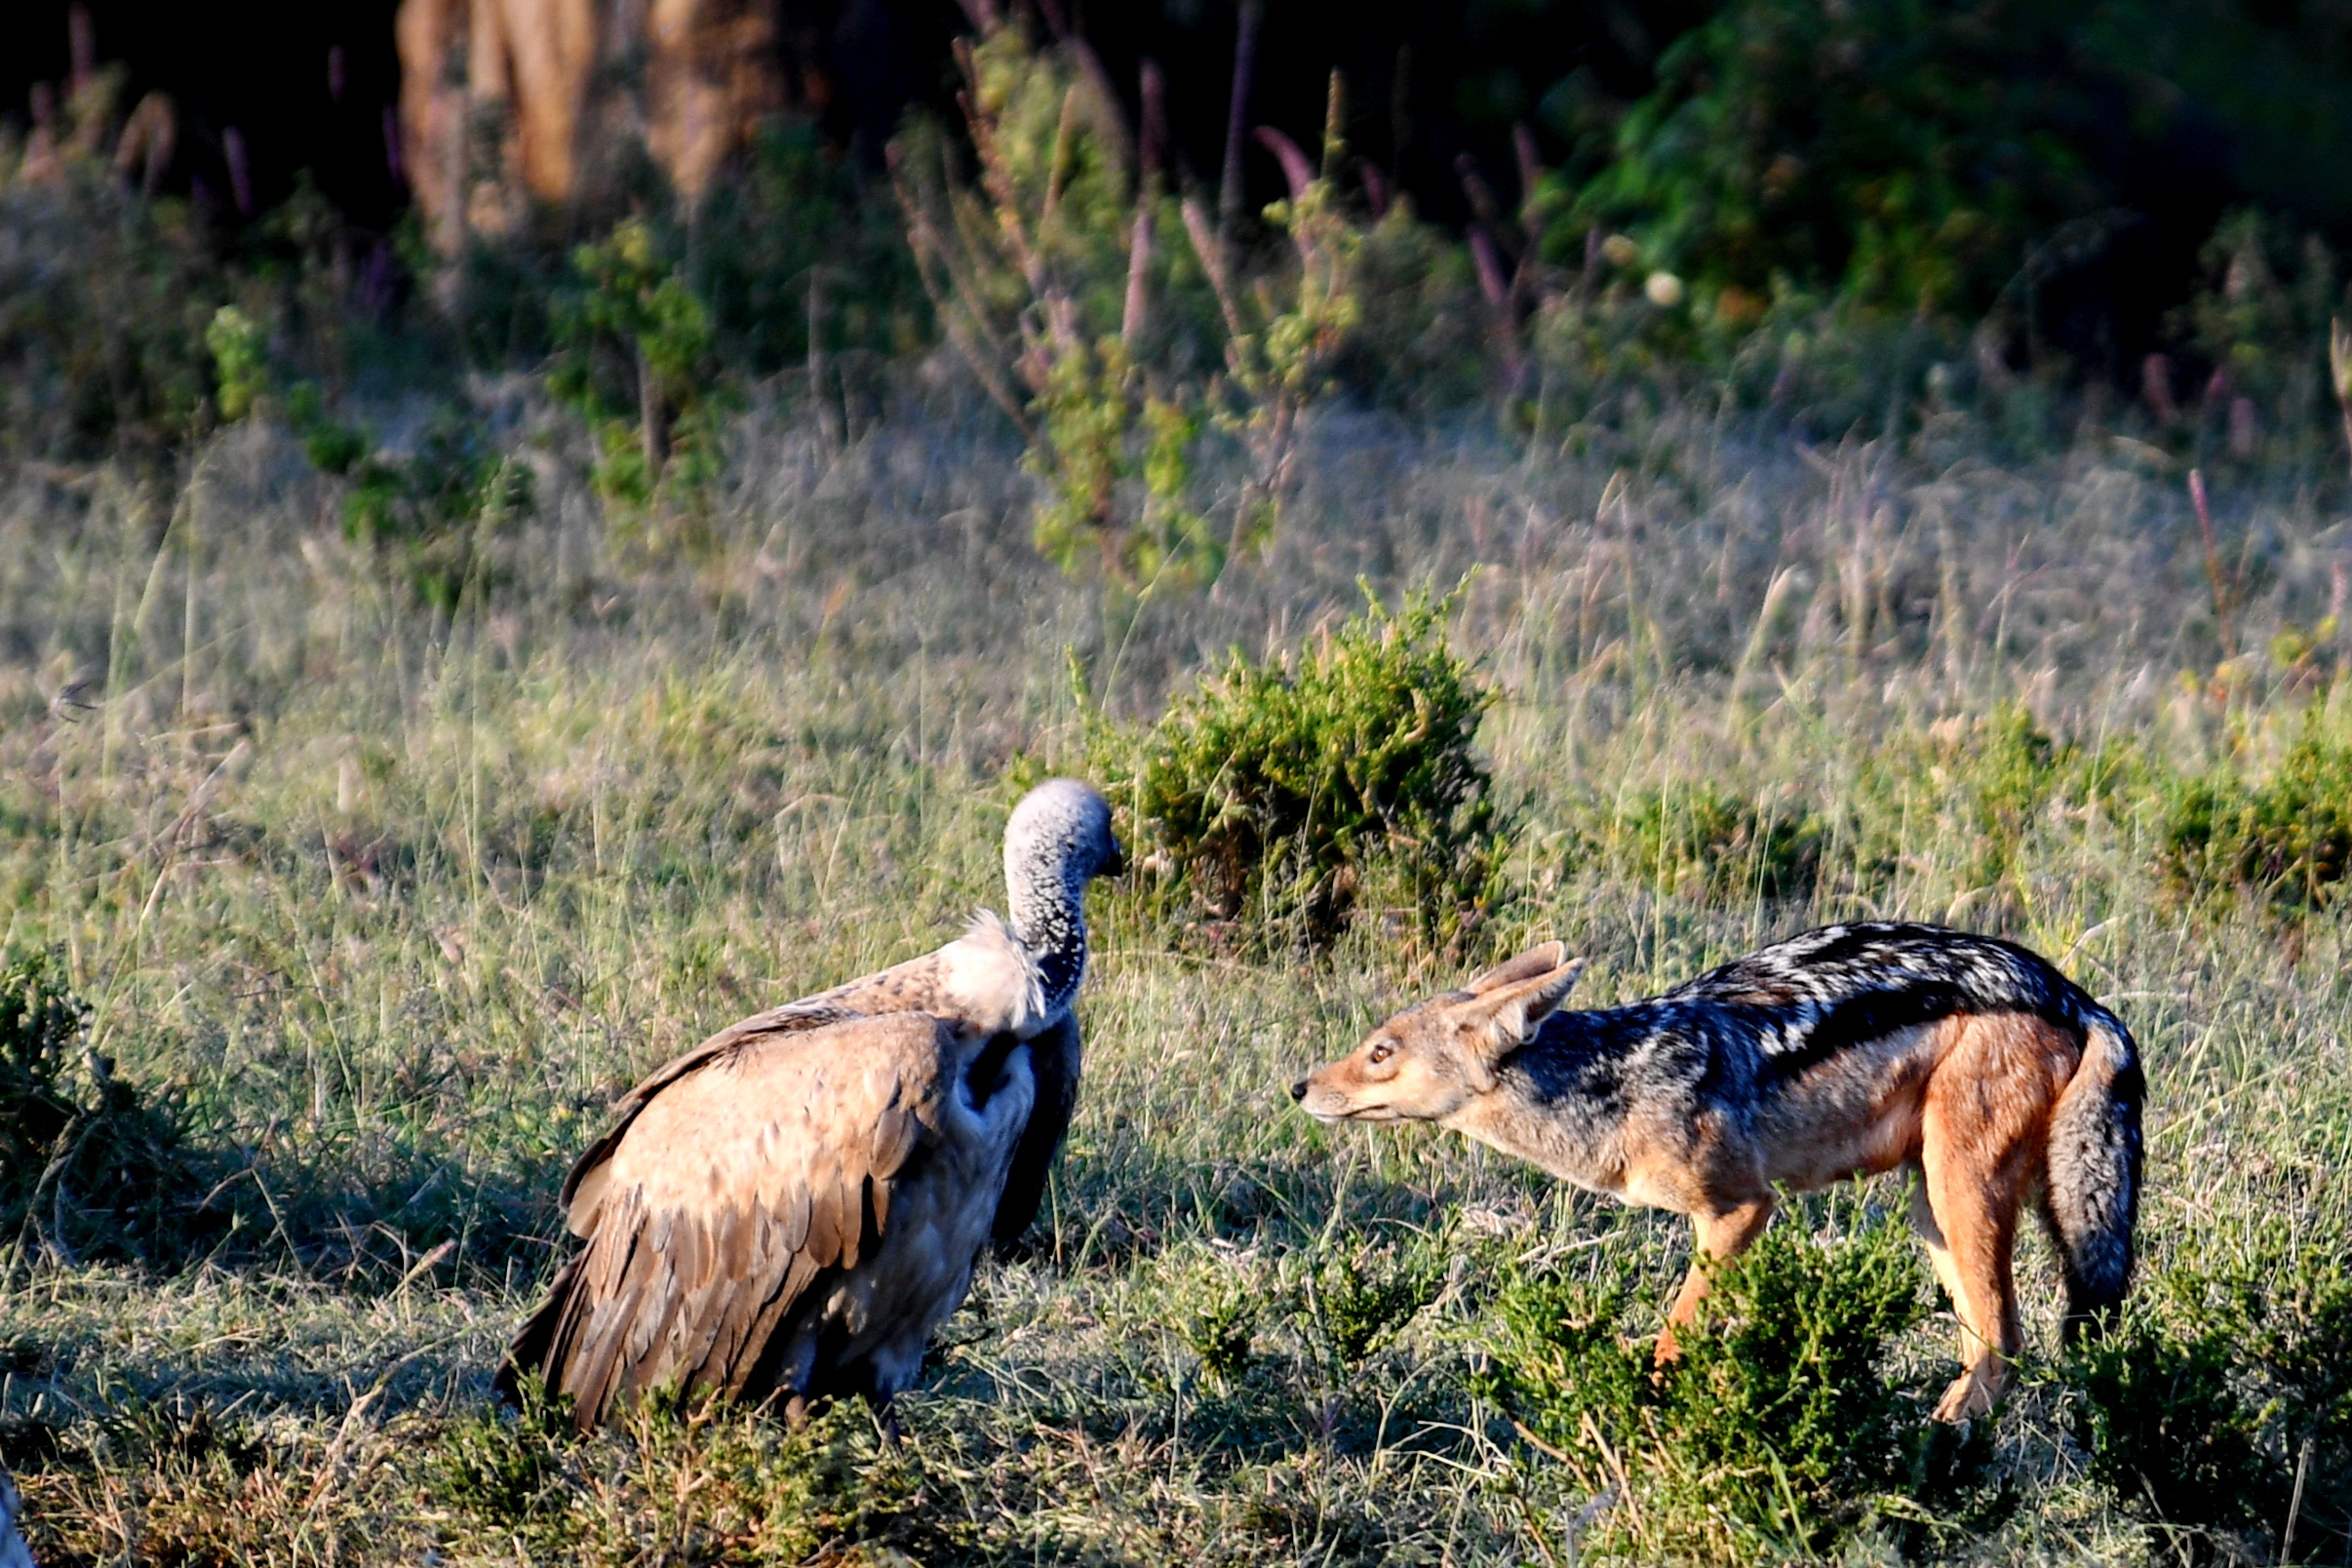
[0,401,2346,1564]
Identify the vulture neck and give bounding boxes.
[1007,858,1087,1017]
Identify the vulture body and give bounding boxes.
[501,780,1120,1430]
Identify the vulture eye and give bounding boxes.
[1367,1039,1395,1065]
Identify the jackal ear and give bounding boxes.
[1464,960,1584,1086]
[1466,941,1570,996]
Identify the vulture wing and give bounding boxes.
[990,1009,1079,1246]
[556,1001,862,1233]
[557,914,1044,1236]
[503,1012,960,1431]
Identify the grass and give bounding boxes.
[2,389,2351,1564]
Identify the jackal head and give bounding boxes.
[1291,943,1585,1123]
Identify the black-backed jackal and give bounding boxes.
[1292,923,2143,1420]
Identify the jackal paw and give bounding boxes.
[1931,1370,1998,1424]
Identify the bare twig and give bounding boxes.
[2188,468,2238,659]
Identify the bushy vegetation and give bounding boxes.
[1481,1205,1968,1559]
[1595,781,1826,902]
[0,946,206,1266]
[2160,725,2352,912]
[1088,583,1509,950]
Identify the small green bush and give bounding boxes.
[0,945,201,1264]
[1482,1208,1942,1560]
[1298,1235,1442,1370]
[1558,0,2136,324]
[2069,1317,2275,1537]
[2159,727,2352,912]
[434,1397,566,1531]
[549,217,730,511]
[1185,1279,1259,1385]
[2074,1248,2352,1558]
[0,946,93,1182]
[430,1392,932,1560]
[0,155,228,462]
[1089,583,1509,949]
[688,119,928,379]
[1839,706,2132,897]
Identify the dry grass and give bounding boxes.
[1,392,2348,1564]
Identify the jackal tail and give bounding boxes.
[2044,1008,2143,1339]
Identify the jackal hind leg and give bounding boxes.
[1908,1164,2010,1420]
[1656,1197,1777,1367]
[1906,1168,1971,1323]
[1919,1020,2050,1421]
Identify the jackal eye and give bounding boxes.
[1366,1039,1395,1065]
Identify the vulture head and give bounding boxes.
[1002,779,1122,1010]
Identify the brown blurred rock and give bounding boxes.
[396,0,784,252]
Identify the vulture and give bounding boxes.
[499,779,1122,1431]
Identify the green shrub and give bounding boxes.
[0,144,228,461]
[2158,726,2352,912]
[434,1395,566,1531]
[2079,1247,2352,1558]
[2173,211,2341,468]
[549,217,730,511]
[1559,0,2127,324]
[1840,706,2132,896]
[1089,583,1509,949]
[0,946,93,1184]
[1185,1278,1260,1385]
[687,119,928,380]
[0,945,201,1264]
[1474,1255,1651,1493]
[1482,1208,1942,1560]
[430,1391,932,1560]
[898,29,1382,586]
[1299,1235,1442,1370]
[203,305,268,424]
[2069,1317,2275,1538]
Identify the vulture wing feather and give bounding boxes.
[509,1013,955,1431]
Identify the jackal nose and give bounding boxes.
[1289,1078,1308,1103]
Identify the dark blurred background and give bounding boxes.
[15,0,2352,457]
[0,0,1715,230]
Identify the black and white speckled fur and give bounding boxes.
[1299,921,2144,1418]
[1516,922,2143,1314]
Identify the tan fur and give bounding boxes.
[1299,955,2097,1422]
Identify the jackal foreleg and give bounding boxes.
[1656,1197,1777,1366]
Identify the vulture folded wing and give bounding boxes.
[559,1002,865,1233]
[509,1012,955,1431]
[991,1009,1079,1246]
